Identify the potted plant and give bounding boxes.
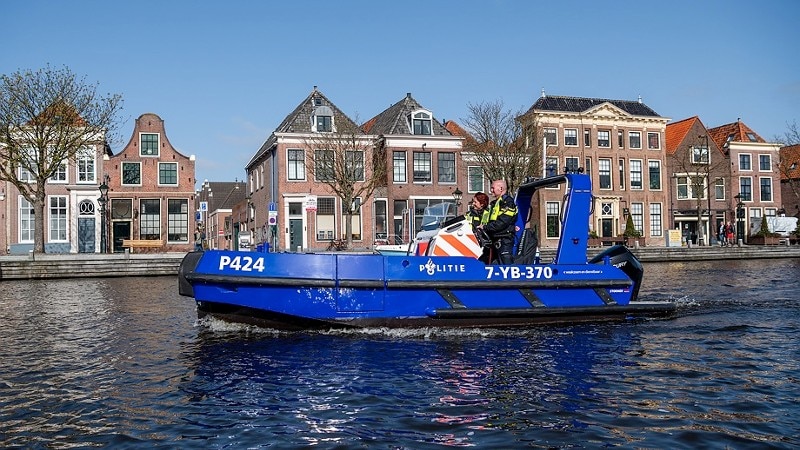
[621,215,642,247]
[588,230,601,247]
[792,221,800,245]
[749,216,781,245]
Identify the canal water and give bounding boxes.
[1,259,798,449]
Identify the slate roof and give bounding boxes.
[362,93,452,136]
[246,87,362,169]
[204,181,246,212]
[526,95,662,117]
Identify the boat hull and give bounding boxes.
[179,249,674,330]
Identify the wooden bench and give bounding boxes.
[122,239,164,253]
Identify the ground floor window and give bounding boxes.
[649,203,663,236]
[140,199,160,240]
[49,195,68,241]
[19,197,34,242]
[167,199,189,242]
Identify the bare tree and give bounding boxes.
[303,119,386,247]
[0,65,123,253]
[460,100,543,194]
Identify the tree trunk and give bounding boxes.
[34,188,46,253]
[345,211,353,247]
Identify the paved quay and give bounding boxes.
[1,245,799,280]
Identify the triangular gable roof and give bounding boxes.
[362,93,452,136]
[526,95,662,117]
[665,116,698,155]
[780,144,800,180]
[247,87,361,168]
[708,120,765,150]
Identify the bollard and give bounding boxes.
[738,239,743,247]
[634,240,640,249]
[296,245,302,253]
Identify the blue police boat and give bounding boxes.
[177,173,675,330]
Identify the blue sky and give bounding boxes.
[3,1,798,186]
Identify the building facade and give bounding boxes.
[708,120,782,242]
[1,142,110,254]
[196,180,246,250]
[665,116,731,245]
[104,113,197,252]
[520,93,670,247]
[244,88,468,252]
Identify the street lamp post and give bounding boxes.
[734,193,744,246]
[452,187,463,212]
[98,178,109,253]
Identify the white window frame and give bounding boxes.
[49,195,68,242]
[544,128,558,146]
[598,158,612,190]
[19,196,34,242]
[287,148,306,181]
[759,177,773,202]
[597,130,610,148]
[77,147,96,183]
[647,132,661,150]
[158,162,179,186]
[629,159,643,190]
[739,154,752,171]
[468,166,484,192]
[121,161,142,186]
[139,133,160,157]
[564,128,578,146]
[758,154,771,172]
[629,131,642,149]
[393,151,406,183]
[411,110,432,135]
[692,146,709,164]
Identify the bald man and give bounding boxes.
[477,179,518,264]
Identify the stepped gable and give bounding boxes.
[527,95,661,117]
[362,93,452,136]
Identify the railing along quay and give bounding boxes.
[1,245,799,280]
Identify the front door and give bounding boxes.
[601,218,614,238]
[78,217,95,253]
[113,221,131,253]
[289,218,303,251]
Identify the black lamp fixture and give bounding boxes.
[734,193,745,244]
[452,187,463,207]
[98,175,110,253]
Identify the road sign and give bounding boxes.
[268,210,278,225]
[199,201,208,212]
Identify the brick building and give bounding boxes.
[244,88,466,252]
[104,113,197,252]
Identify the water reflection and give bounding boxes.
[1,259,799,448]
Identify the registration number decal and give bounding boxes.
[485,266,553,279]
[218,255,265,272]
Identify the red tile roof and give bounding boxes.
[665,116,699,155]
[780,144,800,180]
[708,120,765,150]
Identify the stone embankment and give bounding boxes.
[1,246,799,280]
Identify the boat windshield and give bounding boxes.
[420,202,458,231]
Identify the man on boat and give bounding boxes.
[477,180,518,264]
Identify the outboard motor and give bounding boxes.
[589,245,644,302]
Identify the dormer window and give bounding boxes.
[746,132,757,142]
[313,105,333,132]
[411,111,432,135]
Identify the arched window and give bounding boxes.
[410,111,432,135]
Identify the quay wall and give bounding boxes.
[1,246,799,280]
